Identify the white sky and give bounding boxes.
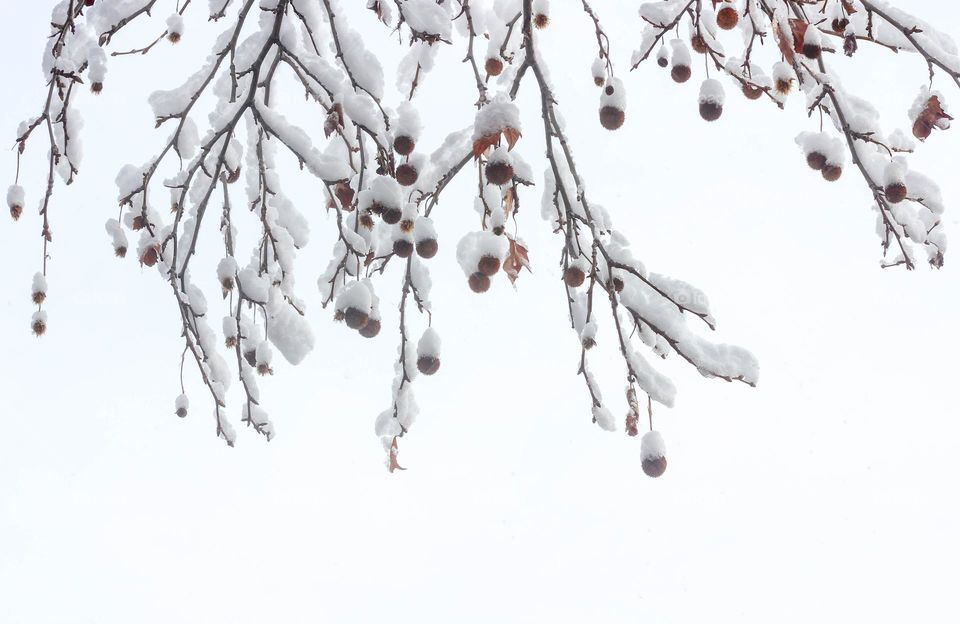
[2,2,959,623]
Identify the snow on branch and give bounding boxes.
[9,0,959,476]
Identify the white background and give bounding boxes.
[1,2,959,622]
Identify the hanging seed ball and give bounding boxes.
[913,117,933,140]
[416,238,438,259]
[821,164,843,182]
[359,213,375,229]
[599,83,625,131]
[343,307,369,330]
[396,163,419,187]
[140,245,159,267]
[642,455,668,478]
[533,13,549,29]
[742,84,764,100]
[32,317,47,337]
[699,101,722,121]
[381,205,402,225]
[716,5,739,30]
[393,239,414,258]
[832,18,849,34]
[477,255,501,277]
[641,431,668,478]
[599,105,625,131]
[612,277,625,293]
[485,161,514,186]
[485,57,503,77]
[393,135,415,156]
[91,82,103,94]
[691,34,708,54]
[564,266,586,288]
[806,151,827,171]
[359,318,381,338]
[698,79,725,122]
[468,272,491,293]
[671,65,692,83]
[885,182,908,203]
[417,355,441,375]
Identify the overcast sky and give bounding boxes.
[2,2,960,623]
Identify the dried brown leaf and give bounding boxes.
[773,20,796,64]
[788,19,808,56]
[503,237,531,285]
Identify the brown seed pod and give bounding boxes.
[400,219,415,233]
[131,215,146,231]
[91,82,103,94]
[359,213,375,229]
[821,164,843,182]
[885,182,908,203]
[564,266,586,288]
[612,277,624,293]
[913,117,933,140]
[775,78,793,95]
[832,17,849,34]
[593,75,605,87]
[417,355,441,375]
[381,206,402,225]
[806,151,827,171]
[642,456,668,478]
[533,13,549,29]
[671,65,692,83]
[343,307,369,330]
[485,57,503,76]
[226,167,241,184]
[691,34,708,54]
[716,6,739,30]
[396,163,418,187]
[468,272,491,293]
[32,291,46,305]
[393,135,415,156]
[599,106,625,130]
[10,204,23,220]
[699,101,723,122]
[176,407,188,418]
[485,161,514,186]
[393,239,414,258]
[742,84,763,100]
[32,318,47,337]
[115,246,127,258]
[359,318,381,338]
[478,255,501,277]
[140,245,159,267]
[167,31,181,44]
[256,363,273,376]
[416,238,438,259]
[802,43,822,60]
[657,56,669,68]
